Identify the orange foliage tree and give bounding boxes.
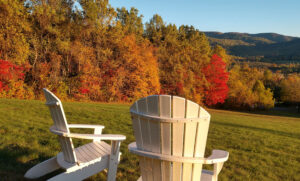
[69,41,102,101]
[100,35,160,102]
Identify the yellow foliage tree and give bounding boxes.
[0,0,30,65]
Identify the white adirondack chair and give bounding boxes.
[128,95,229,181]
[24,88,126,181]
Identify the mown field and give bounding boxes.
[0,98,299,181]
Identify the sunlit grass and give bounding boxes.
[0,98,299,180]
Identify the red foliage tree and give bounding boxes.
[202,54,229,106]
[0,60,24,92]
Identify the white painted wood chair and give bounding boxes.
[24,88,126,181]
[128,95,229,181]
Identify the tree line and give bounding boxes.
[0,0,299,110]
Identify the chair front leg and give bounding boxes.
[107,140,121,181]
[93,127,104,142]
[212,162,224,181]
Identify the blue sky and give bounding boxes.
[109,0,300,37]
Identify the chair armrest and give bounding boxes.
[68,124,105,129]
[68,124,105,142]
[50,126,126,141]
[204,149,229,164]
[68,133,126,141]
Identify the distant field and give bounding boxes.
[0,98,299,181]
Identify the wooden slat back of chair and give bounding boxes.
[130,95,211,181]
[43,88,77,163]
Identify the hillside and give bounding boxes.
[205,32,276,45]
[204,32,300,62]
[254,33,298,43]
[0,98,299,180]
[230,39,300,58]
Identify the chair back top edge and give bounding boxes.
[130,95,210,119]
[43,88,70,133]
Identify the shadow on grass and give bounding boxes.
[213,121,300,139]
[0,144,63,181]
[251,108,300,119]
[210,107,300,119]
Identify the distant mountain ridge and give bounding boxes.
[204,32,300,62]
[253,33,298,43]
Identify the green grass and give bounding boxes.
[0,98,299,181]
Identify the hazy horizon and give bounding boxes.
[202,31,300,38]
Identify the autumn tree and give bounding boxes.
[202,55,229,106]
[226,64,274,109]
[211,45,231,65]
[0,60,33,99]
[0,0,30,64]
[27,0,74,97]
[145,14,164,45]
[116,7,144,36]
[280,74,300,112]
[100,35,160,102]
[145,15,212,104]
[66,40,99,100]
[262,69,282,101]
[253,80,274,109]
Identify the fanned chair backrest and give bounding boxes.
[130,95,211,181]
[43,88,77,163]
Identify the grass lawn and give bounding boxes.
[0,98,299,181]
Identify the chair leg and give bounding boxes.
[212,162,224,181]
[107,141,121,181]
[24,157,61,179]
